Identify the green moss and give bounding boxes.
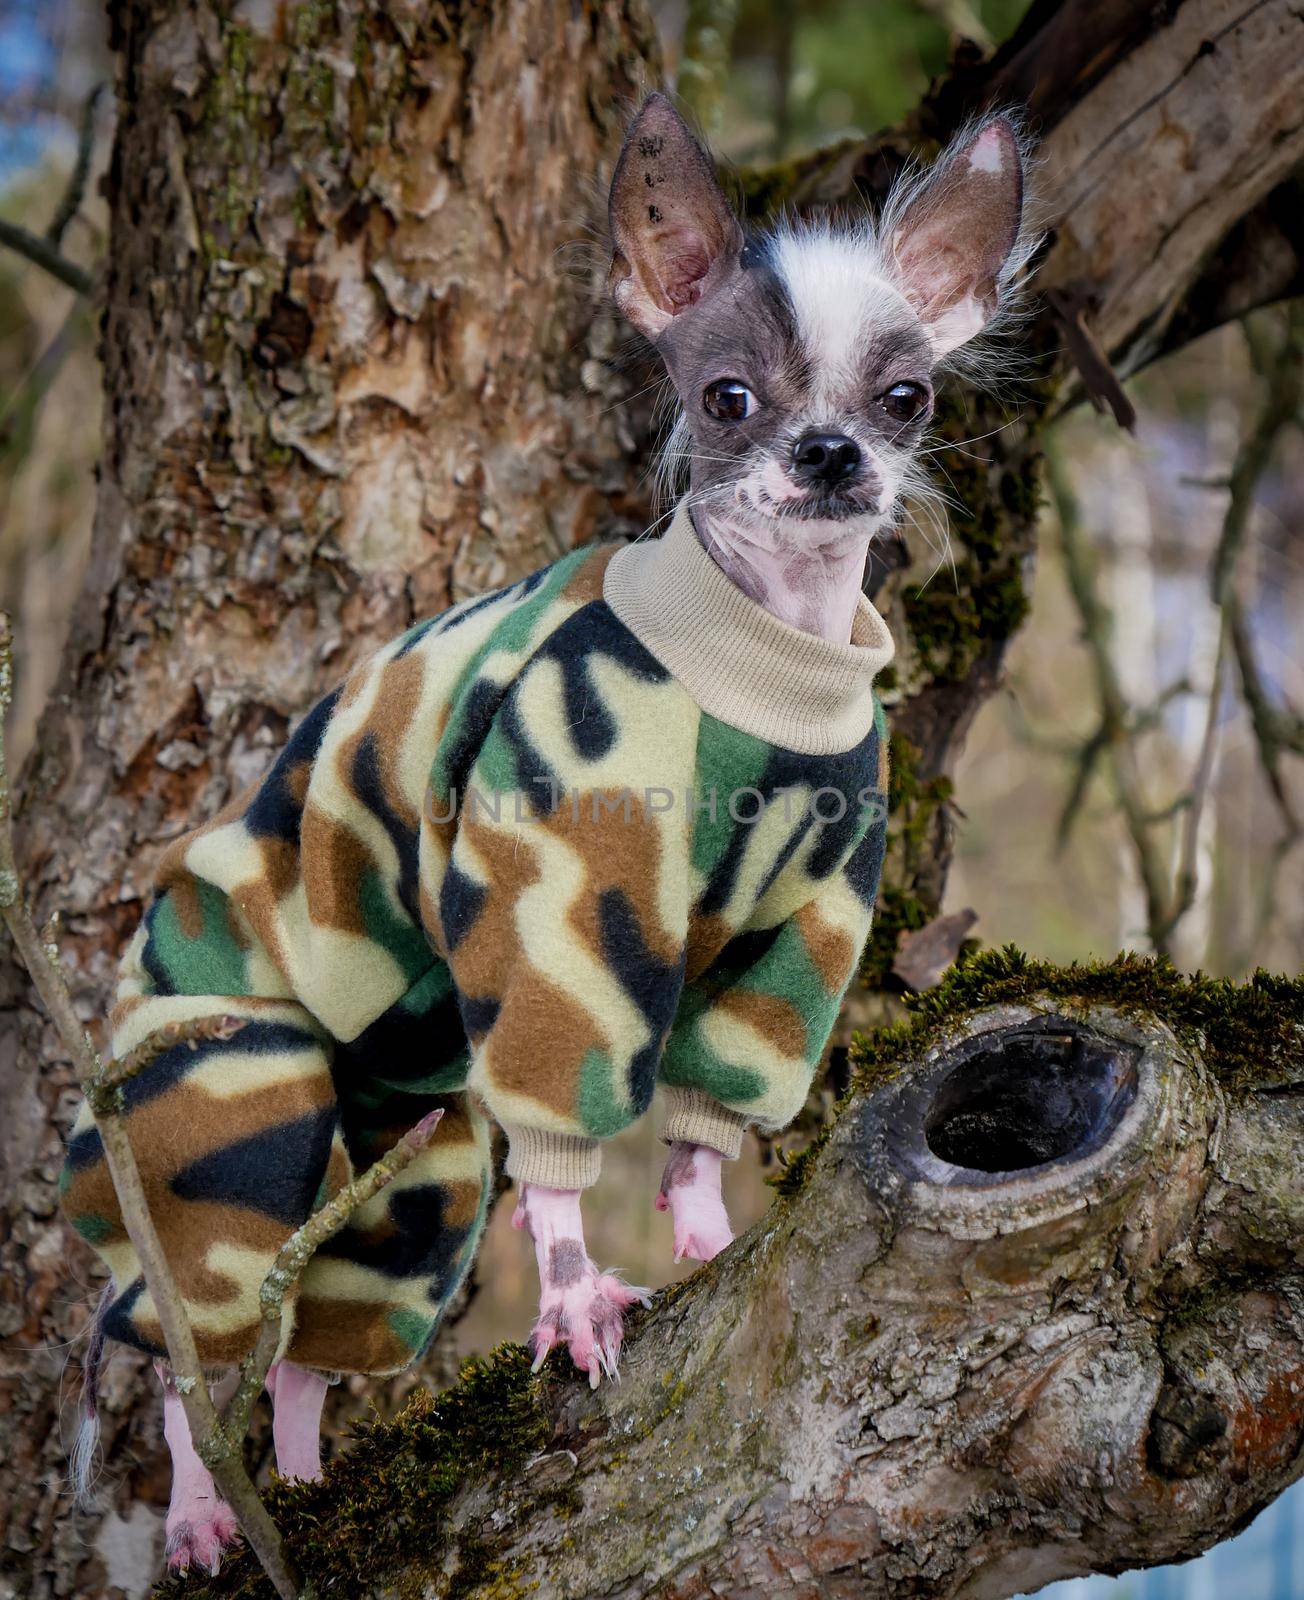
[770,946,1304,1197]
[855,733,954,988]
[889,946,1304,1096]
[156,1345,549,1599]
[900,388,1040,685]
[733,138,866,220]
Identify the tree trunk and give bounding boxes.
[166,958,1304,1599]
[0,3,659,1594]
[2,0,1302,1595]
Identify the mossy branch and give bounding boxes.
[157,946,1304,1600]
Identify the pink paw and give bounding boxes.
[165,1501,240,1576]
[656,1190,734,1263]
[529,1251,650,1387]
[512,1183,650,1387]
[656,1142,734,1263]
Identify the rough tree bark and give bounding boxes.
[1,0,1302,1595]
[419,991,1304,1599]
[164,958,1304,1599]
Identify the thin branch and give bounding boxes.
[1211,308,1304,607]
[1054,720,1109,852]
[1216,305,1304,834]
[0,217,93,295]
[1048,448,1173,948]
[1049,303,1304,958]
[88,1014,251,1115]
[0,300,81,441]
[0,616,302,1600]
[46,84,104,249]
[1150,610,1229,947]
[224,1108,444,1443]
[1228,592,1302,831]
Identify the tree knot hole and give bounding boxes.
[924,1022,1140,1174]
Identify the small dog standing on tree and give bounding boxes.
[61,93,1030,1575]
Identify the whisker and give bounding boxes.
[918,417,1022,457]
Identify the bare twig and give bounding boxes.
[46,85,104,249]
[1048,450,1173,947]
[1151,609,1229,947]
[0,218,93,295]
[1047,286,1138,433]
[1049,303,1304,957]
[88,1013,250,1115]
[0,616,301,1599]
[224,1108,444,1443]
[1217,306,1304,834]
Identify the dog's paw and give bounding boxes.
[530,1256,650,1387]
[165,1501,241,1576]
[656,1142,734,1263]
[662,1202,733,1264]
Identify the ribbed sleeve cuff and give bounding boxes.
[661,1087,751,1160]
[503,1127,603,1190]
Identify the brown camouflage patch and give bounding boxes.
[685,911,734,982]
[716,988,807,1059]
[560,544,618,604]
[794,900,856,994]
[300,804,373,936]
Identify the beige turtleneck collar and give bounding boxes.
[603,502,895,757]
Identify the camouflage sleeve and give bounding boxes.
[657,820,884,1156]
[435,692,693,1194]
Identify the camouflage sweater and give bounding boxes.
[113,503,894,1191]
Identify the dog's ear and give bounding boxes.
[890,114,1027,358]
[608,93,743,340]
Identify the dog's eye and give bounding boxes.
[881,382,929,423]
[703,380,757,422]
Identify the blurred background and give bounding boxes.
[2,1,1301,1596]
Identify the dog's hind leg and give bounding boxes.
[266,1360,330,1482]
[155,1361,241,1577]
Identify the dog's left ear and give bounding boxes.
[608,93,744,340]
[890,114,1027,358]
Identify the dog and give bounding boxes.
[61,91,1030,1575]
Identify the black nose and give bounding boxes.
[792,432,862,485]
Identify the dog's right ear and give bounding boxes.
[608,93,743,340]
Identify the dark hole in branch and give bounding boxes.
[925,1024,1139,1174]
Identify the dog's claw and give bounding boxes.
[528,1267,639,1386]
[165,1508,240,1578]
